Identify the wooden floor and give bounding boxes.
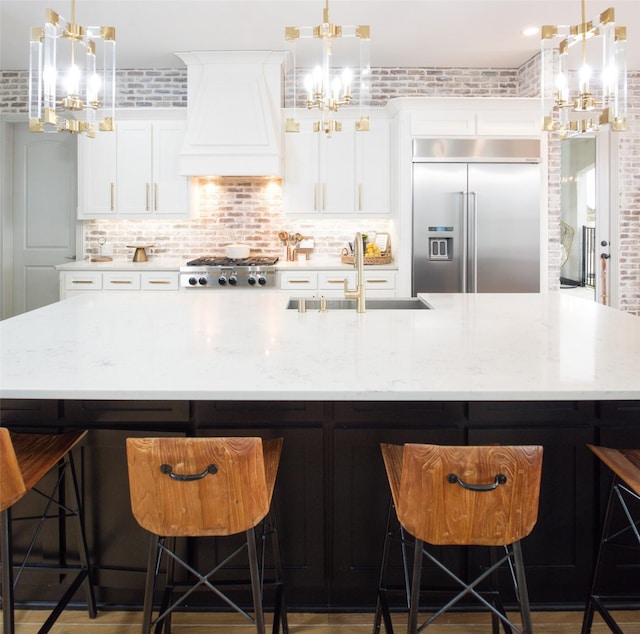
[4,610,640,633]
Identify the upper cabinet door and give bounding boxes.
[283,131,321,214]
[152,121,189,215]
[322,131,356,213]
[355,118,390,215]
[78,131,117,217]
[116,122,154,214]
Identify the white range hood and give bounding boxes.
[175,51,284,177]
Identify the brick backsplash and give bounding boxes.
[2,63,638,313]
[84,178,392,261]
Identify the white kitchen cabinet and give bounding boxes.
[356,118,391,214]
[283,110,390,216]
[78,131,117,215]
[102,271,142,290]
[279,268,396,298]
[59,270,179,299]
[117,121,189,216]
[78,119,189,219]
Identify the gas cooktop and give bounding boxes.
[186,256,279,267]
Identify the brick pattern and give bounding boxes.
[1,64,638,312]
[618,72,640,314]
[83,178,392,261]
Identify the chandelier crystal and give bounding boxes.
[29,0,116,137]
[285,0,371,135]
[541,1,627,138]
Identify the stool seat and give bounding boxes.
[126,436,288,634]
[582,445,640,634]
[375,443,543,634]
[587,445,640,494]
[1,427,96,634]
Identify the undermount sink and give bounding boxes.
[287,298,431,310]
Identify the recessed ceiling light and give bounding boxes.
[522,26,540,37]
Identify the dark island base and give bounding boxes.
[2,398,640,611]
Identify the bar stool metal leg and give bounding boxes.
[1,507,16,634]
[581,474,629,634]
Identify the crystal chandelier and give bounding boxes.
[285,0,371,135]
[541,0,627,138]
[29,0,116,137]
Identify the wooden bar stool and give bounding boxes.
[126,436,287,634]
[373,443,543,634]
[581,445,640,634]
[0,427,96,634]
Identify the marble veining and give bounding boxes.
[1,292,639,401]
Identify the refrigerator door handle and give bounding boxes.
[461,191,468,293]
[468,191,478,293]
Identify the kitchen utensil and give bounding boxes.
[278,231,289,244]
[127,245,153,262]
[226,243,251,259]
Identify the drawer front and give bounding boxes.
[64,272,103,290]
[363,271,396,290]
[318,271,356,290]
[141,272,179,290]
[103,272,141,290]
[280,271,318,290]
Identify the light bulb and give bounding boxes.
[88,73,101,103]
[331,76,341,100]
[342,67,353,96]
[312,65,323,93]
[43,65,57,100]
[579,64,591,94]
[555,72,568,103]
[65,64,81,97]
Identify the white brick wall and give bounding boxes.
[2,63,638,313]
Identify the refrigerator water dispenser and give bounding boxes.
[429,238,451,260]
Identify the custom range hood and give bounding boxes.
[175,51,284,176]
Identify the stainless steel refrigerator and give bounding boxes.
[412,138,541,294]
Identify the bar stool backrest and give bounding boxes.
[126,437,271,537]
[0,428,27,511]
[383,443,543,546]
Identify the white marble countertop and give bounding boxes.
[55,257,398,271]
[55,258,185,271]
[1,292,638,401]
[274,257,398,270]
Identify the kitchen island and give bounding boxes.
[1,292,639,610]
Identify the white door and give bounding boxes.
[10,125,77,316]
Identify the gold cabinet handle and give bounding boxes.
[314,184,318,211]
[110,182,115,211]
[366,279,389,284]
[71,280,96,284]
[288,279,313,284]
[147,280,171,285]
[358,183,363,211]
[146,183,150,211]
[322,183,326,211]
[109,280,133,285]
[326,279,348,284]
[154,183,158,211]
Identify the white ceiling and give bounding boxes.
[2,0,639,72]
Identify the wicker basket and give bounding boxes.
[341,253,393,265]
[341,235,392,265]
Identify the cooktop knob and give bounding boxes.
[258,275,267,286]
[218,276,227,286]
[247,275,257,286]
[228,275,237,286]
[198,277,208,286]
[188,277,197,286]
